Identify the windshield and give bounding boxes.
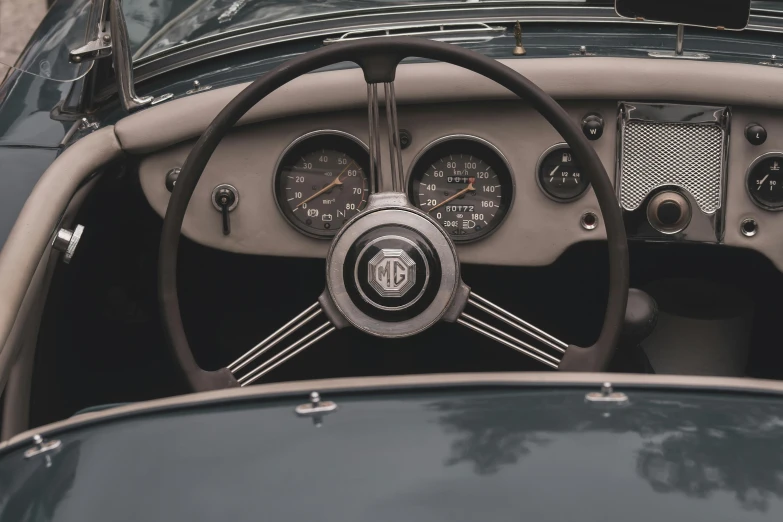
[125,0,616,59]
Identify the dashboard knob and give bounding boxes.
[582,113,604,140]
[656,200,682,226]
[745,123,767,146]
[646,191,691,234]
[52,224,85,264]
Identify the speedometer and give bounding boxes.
[275,131,371,238]
[407,136,514,242]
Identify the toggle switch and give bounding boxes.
[211,184,239,236]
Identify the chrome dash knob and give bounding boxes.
[52,224,84,264]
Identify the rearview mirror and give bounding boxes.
[615,0,751,30]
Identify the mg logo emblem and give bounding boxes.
[368,249,416,298]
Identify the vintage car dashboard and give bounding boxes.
[133,59,783,271]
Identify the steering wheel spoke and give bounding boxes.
[367,80,405,194]
[228,302,336,386]
[456,292,568,369]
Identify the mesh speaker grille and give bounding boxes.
[619,121,724,214]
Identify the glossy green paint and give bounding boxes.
[2,386,783,521]
[0,0,91,245]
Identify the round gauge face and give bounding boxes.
[275,133,371,237]
[747,154,783,210]
[536,145,590,202]
[408,138,514,242]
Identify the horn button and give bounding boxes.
[345,227,441,320]
[326,200,459,338]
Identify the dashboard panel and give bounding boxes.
[137,91,783,271]
[138,100,616,266]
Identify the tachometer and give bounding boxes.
[407,136,514,242]
[275,131,371,238]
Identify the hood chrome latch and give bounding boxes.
[585,382,629,404]
[24,434,62,467]
[296,391,338,427]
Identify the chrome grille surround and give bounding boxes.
[617,103,729,217]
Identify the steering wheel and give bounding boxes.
[159,37,629,392]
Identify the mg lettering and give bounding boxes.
[377,259,408,288]
[368,249,416,298]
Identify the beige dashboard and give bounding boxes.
[132,58,783,270]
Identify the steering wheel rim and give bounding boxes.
[159,37,629,392]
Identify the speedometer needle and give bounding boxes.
[295,161,355,208]
[428,178,475,213]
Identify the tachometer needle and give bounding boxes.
[758,174,769,191]
[295,161,355,208]
[428,178,475,213]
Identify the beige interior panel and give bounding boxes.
[117,58,783,154]
[724,108,783,271]
[0,128,123,370]
[138,100,616,266]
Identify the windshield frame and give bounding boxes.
[126,0,783,87]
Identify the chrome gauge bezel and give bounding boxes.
[535,142,592,203]
[745,152,783,212]
[405,134,516,243]
[273,129,371,239]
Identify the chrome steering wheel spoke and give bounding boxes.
[228,302,336,386]
[366,80,405,195]
[456,291,568,370]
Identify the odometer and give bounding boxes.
[275,131,371,238]
[408,136,514,242]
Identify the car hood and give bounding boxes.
[2,374,783,521]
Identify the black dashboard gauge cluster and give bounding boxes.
[746,153,783,211]
[275,131,371,238]
[536,143,591,202]
[407,136,514,242]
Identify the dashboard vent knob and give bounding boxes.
[646,191,691,234]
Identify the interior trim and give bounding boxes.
[117,57,783,154]
[0,177,101,438]
[0,256,55,440]
[6,371,783,449]
[0,128,123,380]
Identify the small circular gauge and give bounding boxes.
[536,143,590,202]
[746,153,783,211]
[275,131,371,237]
[407,136,514,242]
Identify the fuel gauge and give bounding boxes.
[747,153,783,211]
[536,143,590,202]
